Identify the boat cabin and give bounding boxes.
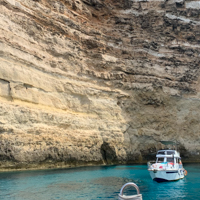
[156,150,181,164]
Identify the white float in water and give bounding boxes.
[118,182,143,200]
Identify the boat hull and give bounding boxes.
[149,169,184,182]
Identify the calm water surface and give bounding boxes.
[0,164,199,200]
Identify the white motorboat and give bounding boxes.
[147,149,187,182]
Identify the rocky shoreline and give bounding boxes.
[0,0,200,170]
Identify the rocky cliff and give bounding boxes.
[0,0,200,170]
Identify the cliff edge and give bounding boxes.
[0,0,200,170]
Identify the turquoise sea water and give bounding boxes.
[0,164,200,200]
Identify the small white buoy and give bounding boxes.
[118,182,143,200]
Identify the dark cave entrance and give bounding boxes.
[100,142,117,164]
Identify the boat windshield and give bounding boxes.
[167,158,174,162]
[166,151,175,155]
[157,151,165,155]
[157,157,164,163]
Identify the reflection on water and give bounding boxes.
[92,176,134,186]
[48,182,86,192]
[0,164,199,199]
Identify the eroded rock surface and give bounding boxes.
[0,0,200,170]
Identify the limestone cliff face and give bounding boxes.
[0,0,200,170]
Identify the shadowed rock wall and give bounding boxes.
[0,0,200,170]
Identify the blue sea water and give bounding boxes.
[0,164,199,200]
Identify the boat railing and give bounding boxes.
[147,161,156,169]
